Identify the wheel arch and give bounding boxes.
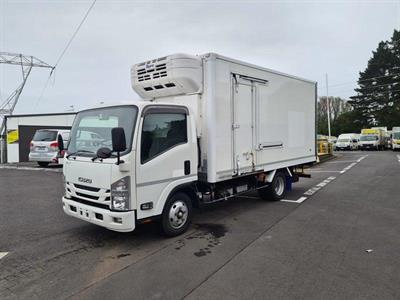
[167,182,199,208]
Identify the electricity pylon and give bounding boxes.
[0,52,54,135]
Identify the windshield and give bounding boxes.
[393,132,400,139]
[33,130,57,141]
[360,135,378,141]
[68,105,138,157]
[337,138,350,142]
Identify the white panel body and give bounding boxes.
[146,53,316,183]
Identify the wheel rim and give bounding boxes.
[168,200,188,229]
[274,176,285,196]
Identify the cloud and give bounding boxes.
[0,0,398,114]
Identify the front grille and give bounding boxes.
[67,182,111,208]
[73,183,100,192]
[76,192,99,200]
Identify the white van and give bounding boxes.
[335,133,358,151]
[29,129,70,166]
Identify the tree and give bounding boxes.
[317,96,352,136]
[349,30,400,128]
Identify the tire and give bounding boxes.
[161,192,192,237]
[258,171,287,201]
[38,162,49,167]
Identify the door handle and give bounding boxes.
[184,160,191,175]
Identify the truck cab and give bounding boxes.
[392,131,400,151]
[359,134,380,150]
[62,102,198,234]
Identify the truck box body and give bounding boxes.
[131,53,317,183]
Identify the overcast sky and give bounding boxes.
[0,0,399,114]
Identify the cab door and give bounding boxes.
[135,106,197,220]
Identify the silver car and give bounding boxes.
[29,129,70,167]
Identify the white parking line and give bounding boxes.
[281,196,307,203]
[326,160,360,163]
[303,176,336,196]
[357,155,368,162]
[340,162,357,174]
[307,170,341,173]
[340,155,368,174]
[0,252,9,260]
[0,165,61,172]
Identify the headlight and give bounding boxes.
[111,176,131,211]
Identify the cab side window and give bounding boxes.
[141,113,187,163]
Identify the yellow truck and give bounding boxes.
[359,128,385,150]
[392,127,400,151]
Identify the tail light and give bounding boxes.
[50,141,59,151]
[30,141,34,150]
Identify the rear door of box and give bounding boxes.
[231,74,255,175]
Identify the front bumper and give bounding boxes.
[62,197,136,232]
[392,143,400,150]
[360,144,377,150]
[336,146,350,150]
[29,151,58,163]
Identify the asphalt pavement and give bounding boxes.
[1,151,400,299]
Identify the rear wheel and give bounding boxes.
[37,162,49,167]
[258,171,287,201]
[161,192,192,237]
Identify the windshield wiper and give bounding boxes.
[66,150,94,159]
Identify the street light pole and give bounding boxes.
[326,73,331,138]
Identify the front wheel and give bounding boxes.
[258,171,287,201]
[161,192,192,237]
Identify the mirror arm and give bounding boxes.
[115,151,125,165]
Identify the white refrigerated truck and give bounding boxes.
[61,53,317,236]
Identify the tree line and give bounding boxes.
[318,29,400,136]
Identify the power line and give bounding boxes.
[36,0,96,106]
[319,70,400,90]
[54,0,97,68]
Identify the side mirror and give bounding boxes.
[111,127,126,152]
[57,134,64,152]
[111,127,126,165]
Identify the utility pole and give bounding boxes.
[0,52,54,163]
[326,73,331,138]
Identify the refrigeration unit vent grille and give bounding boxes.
[137,63,168,82]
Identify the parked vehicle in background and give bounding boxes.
[372,127,390,149]
[392,129,400,151]
[335,133,358,151]
[29,129,70,166]
[359,128,385,150]
[328,136,337,150]
[61,53,317,236]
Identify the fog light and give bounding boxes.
[113,217,122,224]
